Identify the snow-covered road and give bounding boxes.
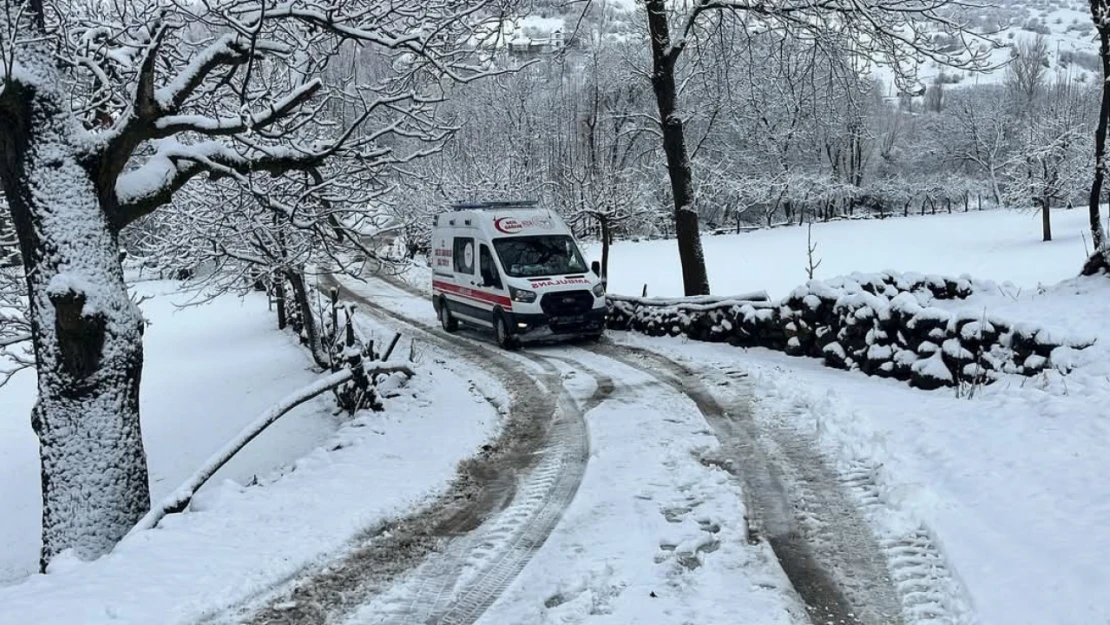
[249,273,932,625]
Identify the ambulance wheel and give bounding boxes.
[493,313,519,350]
[439,300,458,333]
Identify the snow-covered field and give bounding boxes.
[590,209,1093,299]
[0,282,501,623]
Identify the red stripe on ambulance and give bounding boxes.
[433,280,513,310]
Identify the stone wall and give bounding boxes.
[606,272,1092,390]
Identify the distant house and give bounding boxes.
[508,29,566,57]
[468,16,571,58]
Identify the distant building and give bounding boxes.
[469,17,571,58]
[508,29,566,57]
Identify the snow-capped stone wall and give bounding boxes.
[606,272,1093,390]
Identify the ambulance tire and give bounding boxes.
[439,298,459,333]
[493,312,519,351]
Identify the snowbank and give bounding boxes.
[0,285,501,623]
[0,282,340,583]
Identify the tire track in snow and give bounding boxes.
[585,343,905,625]
[419,359,590,625]
[213,275,601,625]
[375,351,604,625]
[838,461,975,625]
[198,277,557,625]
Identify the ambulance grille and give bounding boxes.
[540,290,594,316]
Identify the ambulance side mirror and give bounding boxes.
[590,260,601,276]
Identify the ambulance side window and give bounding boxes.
[453,237,474,275]
[479,245,503,290]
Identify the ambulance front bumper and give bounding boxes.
[508,308,607,340]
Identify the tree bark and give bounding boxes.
[1042,197,1053,242]
[644,0,710,296]
[284,268,331,369]
[0,79,149,570]
[1089,19,1110,251]
[275,277,288,330]
[600,217,611,281]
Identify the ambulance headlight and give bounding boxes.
[509,286,537,303]
[591,282,606,298]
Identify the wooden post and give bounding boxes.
[330,288,339,340]
[383,332,402,361]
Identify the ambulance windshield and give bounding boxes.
[493,235,588,278]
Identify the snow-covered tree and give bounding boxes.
[1086,0,1110,259]
[0,0,511,569]
[1002,75,1092,241]
[636,0,994,295]
[940,87,1013,205]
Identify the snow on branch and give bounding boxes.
[0,266,32,388]
[127,359,414,536]
[668,0,998,89]
[5,0,525,235]
[151,79,323,138]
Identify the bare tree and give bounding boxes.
[637,0,992,295]
[1003,75,1091,242]
[1006,35,1050,112]
[0,0,511,569]
[942,86,1012,205]
[923,76,946,113]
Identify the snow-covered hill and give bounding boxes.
[515,0,1102,92]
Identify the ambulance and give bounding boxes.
[430,201,606,349]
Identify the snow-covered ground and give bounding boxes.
[0,282,501,623]
[468,351,799,625]
[0,282,337,583]
[2,205,1107,625]
[593,208,1110,624]
[333,275,807,625]
[589,209,1093,299]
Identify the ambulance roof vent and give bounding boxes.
[450,200,540,211]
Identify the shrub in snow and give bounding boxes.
[607,271,1092,391]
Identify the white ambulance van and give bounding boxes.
[430,201,606,349]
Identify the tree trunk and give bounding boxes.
[600,217,611,280]
[644,0,710,296]
[1089,23,1110,251]
[1042,197,1053,242]
[284,268,331,369]
[275,277,288,330]
[989,170,1002,207]
[0,81,149,570]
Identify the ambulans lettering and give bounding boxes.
[494,215,555,234]
[433,246,452,267]
[529,277,591,289]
